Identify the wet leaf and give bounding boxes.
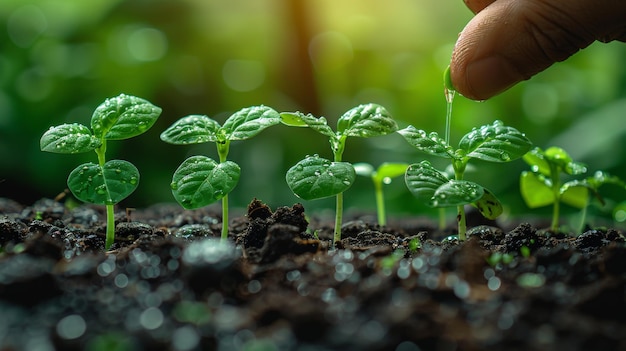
[40,123,100,154]
[67,160,139,205]
[431,180,484,207]
[337,103,397,138]
[397,126,454,158]
[519,171,554,208]
[160,115,221,144]
[223,105,281,140]
[91,93,162,140]
[405,160,449,203]
[473,188,503,220]
[170,156,241,209]
[459,120,532,163]
[279,111,335,138]
[286,155,355,200]
[560,181,591,209]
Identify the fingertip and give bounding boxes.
[464,0,497,14]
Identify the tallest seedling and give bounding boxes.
[40,94,162,249]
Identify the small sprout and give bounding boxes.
[40,94,162,249]
[408,237,421,253]
[354,162,409,226]
[399,120,532,240]
[161,105,281,241]
[520,246,531,258]
[486,252,514,267]
[520,146,626,233]
[282,103,398,247]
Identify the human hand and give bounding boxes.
[450,0,626,100]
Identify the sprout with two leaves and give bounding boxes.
[520,146,626,233]
[40,94,162,249]
[160,106,281,241]
[398,120,532,240]
[281,103,398,246]
[353,162,409,226]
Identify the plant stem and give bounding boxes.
[334,192,343,245]
[332,136,347,248]
[454,160,467,240]
[96,144,116,250]
[577,198,589,234]
[217,141,231,242]
[374,180,386,226]
[550,164,561,232]
[105,204,115,249]
[438,208,446,231]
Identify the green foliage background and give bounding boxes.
[2,0,625,223]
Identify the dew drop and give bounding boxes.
[171,182,178,190]
[342,179,351,186]
[383,177,392,185]
[129,177,138,185]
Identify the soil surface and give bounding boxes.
[1,197,625,351]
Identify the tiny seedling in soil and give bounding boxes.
[520,146,626,233]
[281,103,398,246]
[160,105,280,240]
[353,162,409,226]
[40,93,162,249]
[398,120,532,240]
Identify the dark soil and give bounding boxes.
[1,197,625,351]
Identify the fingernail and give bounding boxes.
[466,56,521,100]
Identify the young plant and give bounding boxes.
[281,103,398,246]
[160,105,280,241]
[520,146,626,232]
[353,162,409,226]
[40,94,162,249]
[398,120,532,240]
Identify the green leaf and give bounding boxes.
[337,103,398,138]
[222,105,281,140]
[560,181,591,209]
[523,147,551,176]
[170,156,241,209]
[40,123,100,153]
[286,155,355,200]
[160,115,221,144]
[587,171,625,189]
[459,120,532,162]
[405,160,449,203]
[544,146,587,175]
[397,126,455,158]
[520,171,554,208]
[373,163,409,184]
[431,180,484,207]
[67,160,139,205]
[279,111,335,138]
[473,188,503,220]
[91,94,162,140]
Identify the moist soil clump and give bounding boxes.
[0,197,625,351]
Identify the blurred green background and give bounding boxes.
[2,0,626,225]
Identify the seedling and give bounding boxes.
[160,105,280,240]
[520,146,626,232]
[281,103,398,246]
[398,120,532,240]
[353,162,409,226]
[40,94,162,249]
